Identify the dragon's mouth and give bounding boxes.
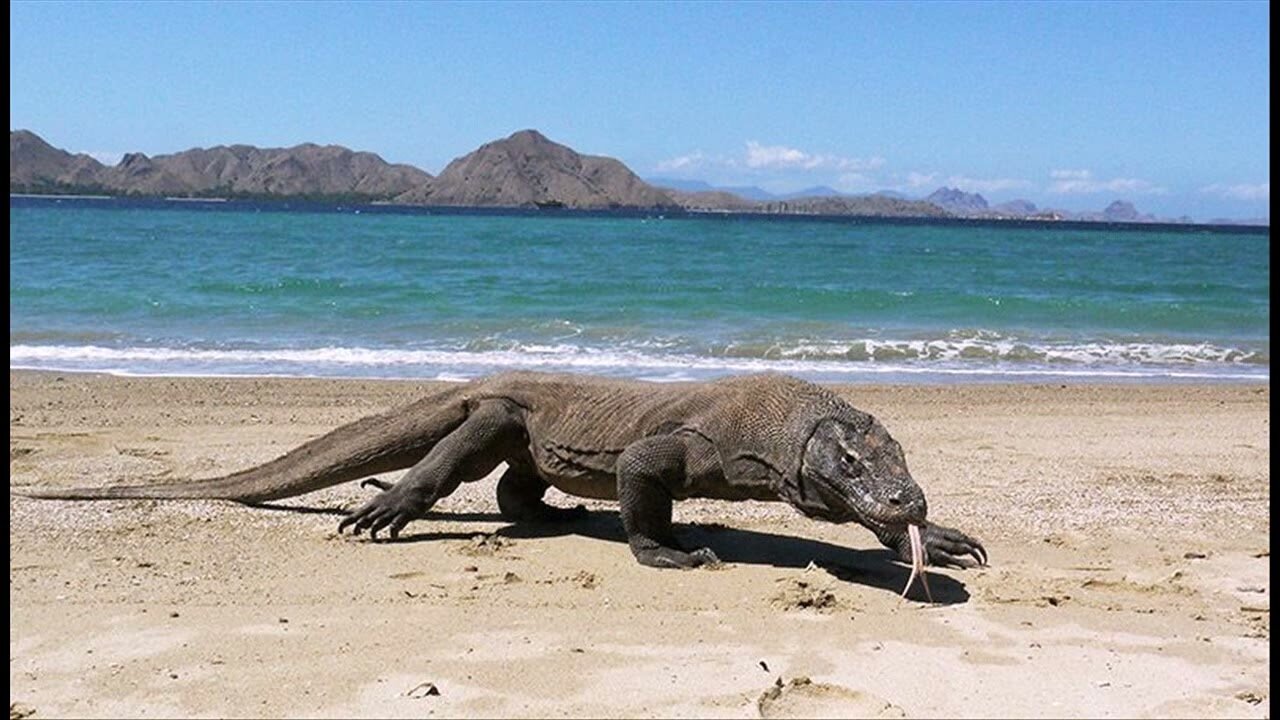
[800,477,934,602]
[855,515,933,602]
[816,475,926,528]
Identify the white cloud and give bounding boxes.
[904,171,939,188]
[656,142,885,182]
[745,141,809,169]
[655,151,706,173]
[893,171,1030,194]
[1049,169,1091,181]
[1200,182,1270,201]
[834,172,876,193]
[1048,169,1166,195]
[744,141,883,172]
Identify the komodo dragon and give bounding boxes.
[12,372,986,583]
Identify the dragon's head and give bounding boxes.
[790,415,927,530]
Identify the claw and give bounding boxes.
[962,536,988,566]
[927,524,989,568]
[360,478,393,492]
[973,546,988,566]
[389,516,410,540]
[692,547,721,566]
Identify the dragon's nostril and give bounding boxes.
[887,493,902,506]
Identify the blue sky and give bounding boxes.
[9,1,1270,220]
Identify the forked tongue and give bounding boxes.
[900,523,933,602]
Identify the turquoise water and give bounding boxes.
[8,197,1270,383]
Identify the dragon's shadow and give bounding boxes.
[252,501,972,603]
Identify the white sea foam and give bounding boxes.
[770,338,1263,365]
[7,341,1269,384]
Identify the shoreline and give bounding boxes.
[8,360,1271,386]
[5,364,1273,385]
[9,369,1270,717]
[12,193,1271,230]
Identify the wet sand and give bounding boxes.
[8,370,1270,718]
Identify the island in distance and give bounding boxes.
[9,128,1256,225]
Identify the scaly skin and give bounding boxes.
[11,371,986,571]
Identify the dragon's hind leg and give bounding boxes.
[339,398,525,540]
[495,463,588,523]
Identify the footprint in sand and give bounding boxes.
[757,677,904,719]
[769,577,840,613]
[454,533,516,557]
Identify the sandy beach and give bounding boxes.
[8,370,1270,718]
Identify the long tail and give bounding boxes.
[10,385,471,504]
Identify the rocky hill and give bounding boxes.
[13,129,1201,223]
[1101,200,1151,223]
[663,189,762,212]
[395,130,676,210]
[653,177,948,217]
[11,130,432,200]
[756,195,950,218]
[991,199,1038,216]
[10,130,109,193]
[1070,200,1158,224]
[104,143,432,199]
[925,187,989,213]
[649,178,776,201]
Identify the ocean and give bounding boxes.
[8,197,1270,384]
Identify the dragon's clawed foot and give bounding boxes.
[900,522,987,568]
[690,546,722,566]
[338,480,429,540]
[633,544,721,569]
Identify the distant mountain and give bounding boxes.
[398,130,677,210]
[656,176,1211,224]
[651,179,947,217]
[647,175,947,216]
[991,199,1037,216]
[1208,217,1270,226]
[648,178,776,201]
[925,187,989,213]
[1101,200,1149,223]
[756,195,949,218]
[11,130,432,200]
[649,181,849,202]
[16,130,1249,224]
[662,189,761,212]
[779,185,844,200]
[920,193,1172,224]
[1066,200,1158,224]
[647,177,717,193]
[10,129,109,193]
[718,186,777,201]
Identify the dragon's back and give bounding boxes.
[471,371,848,468]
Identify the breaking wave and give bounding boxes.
[9,338,1269,384]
